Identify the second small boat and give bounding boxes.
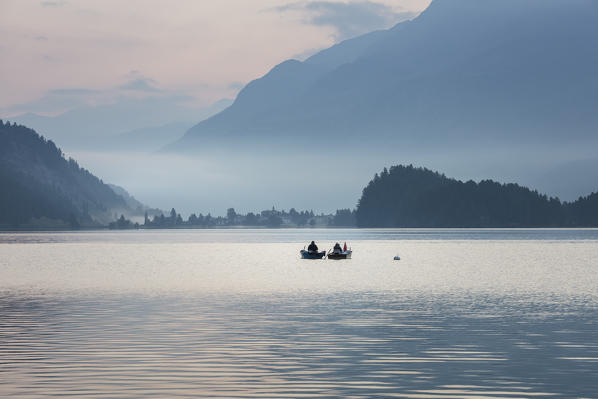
[327,250,352,260]
[327,242,352,260]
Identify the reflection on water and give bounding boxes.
[2,228,598,244]
[1,293,597,398]
[1,230,597,397]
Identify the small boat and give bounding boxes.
[394,255,401,261]
[327,249,352,260]
[300,250,327,259]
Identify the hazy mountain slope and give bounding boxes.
[114,122,194,152]
[174,0,598,150]
[107,184,163,217]
[12,98,233,151]
[0,121,131,227]
[304,28,390,70]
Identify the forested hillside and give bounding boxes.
[0,121,130,228]
[565,192,598,227]
[356,165,598,228]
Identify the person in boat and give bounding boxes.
[333,242,342,254]
[307,241,319,253]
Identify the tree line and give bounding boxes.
[110,165,598,230]
[110,207,357,229]
[355,165,598,228]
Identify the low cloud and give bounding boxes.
[49,88,100,96]
[274,1,416,41]
[1,75,164,117]
[40,1,67,7]
[227,81,245,91]
[1,90,93,116]
[119,78,161,92]
[291,46,325,61]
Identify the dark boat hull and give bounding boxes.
[300,250,326,259]
[327,251,352,260]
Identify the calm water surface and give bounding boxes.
[1,229,597,398]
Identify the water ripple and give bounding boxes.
[1,292,597,397]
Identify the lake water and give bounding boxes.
[1,229,597,398]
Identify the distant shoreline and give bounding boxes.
[3,226,598,233]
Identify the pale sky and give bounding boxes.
[0,0,430,116]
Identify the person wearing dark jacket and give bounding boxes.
[333,242,342,254]
[307,241,319,253]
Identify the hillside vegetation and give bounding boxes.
[0,121,131,228]
[356,165,598,228]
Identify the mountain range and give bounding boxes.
[170,0,598,151]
